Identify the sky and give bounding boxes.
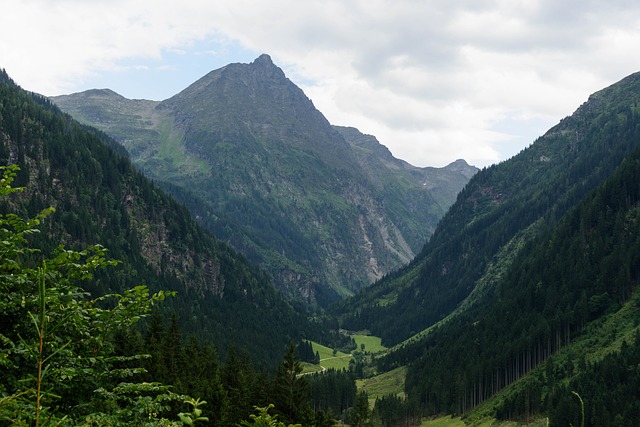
[3,1,640,168]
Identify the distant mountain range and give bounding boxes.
[52,54,477,305]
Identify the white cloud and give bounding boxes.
[3,0,640,167]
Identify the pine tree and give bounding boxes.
[349,391,373,427]
[273,344,313,425]
[221,346,255,426]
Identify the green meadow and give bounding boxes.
[301,334,390,377]
[300,341,353,374]
[419,415,548,426]
[357,366,406,405]
[352,334,387,353]
[420,416,467,427]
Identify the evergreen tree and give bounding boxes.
[221,346,256,426]
[273,344,313,425]
[164,313,186,388]
[349,391,373,427]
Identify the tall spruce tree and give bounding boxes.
[349,391,373,427]
[273,344,313,425]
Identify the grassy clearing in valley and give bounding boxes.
[464,419,548,427]
[300,362,324,374]
[356,366,406,406]
[352,334,387,354]
[303,334,388,375]
[310,341,352,371]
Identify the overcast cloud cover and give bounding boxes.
[3,0,640,167]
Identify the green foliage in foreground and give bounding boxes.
[0,164,200,425]
[239,404,301,427]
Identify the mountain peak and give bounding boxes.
[90,88,124,97]
[443,158,477,179]
[244,53,286,81]
[50,55,476,308]
[252,53,274,68]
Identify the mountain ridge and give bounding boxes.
[52,54,477,305]
[9,58,640,425]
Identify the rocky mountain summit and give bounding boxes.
[53,54,477,305]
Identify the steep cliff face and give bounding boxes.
[52,54,477,305]
[335,126,478,246]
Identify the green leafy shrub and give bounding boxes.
[0,164,202,426]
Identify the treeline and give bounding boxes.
[372,394,421,427]
[127,312,359,426]
[308,368,357,415]
[296,340,320,364]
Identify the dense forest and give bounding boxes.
[390,147,640,422]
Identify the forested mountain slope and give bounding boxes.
[52,54,476,306]
[400,145,640,425]
[0,68,314,367]
[335,71,640,424]
[338,71,640,346]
